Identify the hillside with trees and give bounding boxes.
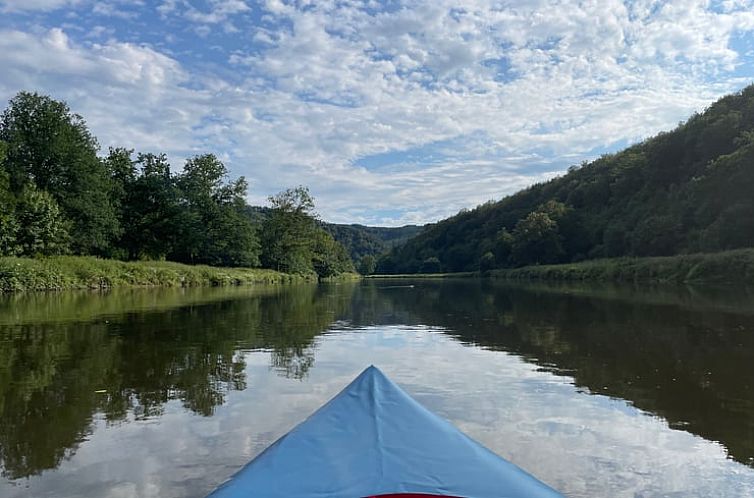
[322,223,425,274]
[0,92,353,278]
[243,208,424,274]
[377,84,754,274]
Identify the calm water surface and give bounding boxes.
[1,279,754,497]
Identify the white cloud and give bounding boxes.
[156,0,181,17]
[2,1,754,225]
[91,1,139,19]
[0,0,81,12]
[185,0,250,24]
[0,28,200,154]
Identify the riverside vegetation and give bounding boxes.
[377,84,754,281]
[6,84,754,289]
[490,248,754,284]
[0,92,356,290]
[0,257,316,292]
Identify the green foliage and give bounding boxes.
[490,248,754,285]
[511,205,565,266]
[494,228,514,266]
[419,256,441,274]
[323,223,425,262]
[479,251,496,273]
[174,154,260,267]
[15,185,70,256]
[0,92,352,278]
[630,215,680,256]
[0,149,18,256]
[104,147,137,216]
[0,92,119,254]
[255,187,356,277]
[119,152,182,260]
[358,254,377,275]
[378,84,754,273]
[0,256,315,292]
[311,229,354,277]
[261,186,318,274]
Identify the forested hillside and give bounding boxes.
[323,223,425,272]
[378,84,754,274]
[243,207,424,274]
[0,92,353,278]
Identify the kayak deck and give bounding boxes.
[207,366,563,498]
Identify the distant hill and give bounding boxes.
[244,206,425,264]
[378,84,754,274]
[322,223,426,263]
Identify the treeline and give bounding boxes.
[0,92,353,277]
[378,84,754,274]
[322,223,425,274]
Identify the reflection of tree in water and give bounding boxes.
[256,285,350,380]
[271,349,315,380]
[0,283,356,479]
[353,279,754,468]
[0,322,118,480]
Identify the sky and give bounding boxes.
[1,1,754,226]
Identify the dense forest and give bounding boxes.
[0,92,353,278]
[322,223,425,273]
[378,84,754,274]
[242,206,424,274]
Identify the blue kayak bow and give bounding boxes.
[207,366,563,498]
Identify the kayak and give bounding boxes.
[207,365,563,498]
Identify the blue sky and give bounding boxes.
[1,0,754,225]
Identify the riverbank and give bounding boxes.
[0,256,323,292]
[366,272,476,279]
[489,249,754,284]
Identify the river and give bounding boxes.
[1,279,753,497]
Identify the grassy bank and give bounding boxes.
[366,272,476,279]
[489,249,754,284]
[0,256,320,292]
[320,272,362,282]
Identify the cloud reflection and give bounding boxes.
[4,326,751,498]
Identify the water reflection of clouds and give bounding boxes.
[314,327,754,497]
[3,326,753,498]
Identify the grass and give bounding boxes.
[320,272,362,282]
[0,256,320,292]
[489,249,754,284]
[366,272,477,279]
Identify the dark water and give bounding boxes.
[1,280,754,497]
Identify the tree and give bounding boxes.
[603,222,628,257]
[698,201,754,251]
[494,228,514,266]
[420,256,441,274]
[104,147,137,214]
[0,92,119,254]
[202,205,260,267]
[15,185,70,256]
[630,215,679,256]
[174,154,260,266]
[311,229,354,277]
[261,187,317,273]
[511,210,564,266]
[0,141,19,255]
[103,147,137,259]
[120,153,182,260]
[479,251,496,273]
[358,255,377,275]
